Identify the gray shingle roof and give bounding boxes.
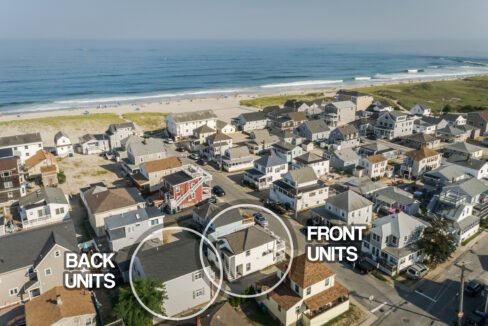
[286,167,318,184]
[226,146,251,159]
[169,110,217,123]
[221,226,276,255]
[373,212,429,241]
[0,133,42,147]
[443,178,488,198]
[19,188,68,208]
[107,122,135,134]
[127,138,166,157]
[326,190,372,211]
[300,120,330,134]
[294,152,325,164]
[255,154,286,168]
[373,186,415,206]
[239,111,267,122]
[444,142,484,155]
[272,141,297,151]
[82,186,144,214]
[54,131,69,143]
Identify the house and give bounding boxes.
[440,178,488,206]
[362,212,429,276]
[166,110,218,140]
[410,104,432,116]
[243,154,288,190]
[399,133,440,150]
[81,185,146,236]
[467,111,488,135]
[19,188,70,229]
[204,132,233,161]
[422,165,471,189]
[357,142,398,159]
[78,134,110,155]
[0,133,43,165]
[442,113,467,127]
[413,119,437,135]
[400,147,442,178]
[374,111,415,139]
[222,146,255,172]
[257,254,349,326]
[457,124,481,139]
[216,120,236,134]
[25,287,97,326]
[329,148,360,172]
[358,154,388,179]
[0,220,77,309]
[24,149,57,179]
[122,138,167,174]
[234,112,268,132]
[54,131,74,157]
[208,225,286,281]
[322,101,356,127]
[132,156,182,193]
[0,157,25,208]
[106,122,137,150]
[294,152,329,177]
[193,205,254,239]
[295,119,330,142]
[335,89,374,111]
[246,129,280,154]
[272,141,304,164]
[200,302,250,326]
[371,186,420,215]
[443,142,484,159]
[104,206,164,252]
[366,100,393,113]
[272,112,307,131]
[295,101,324,119]
[160,164,213,214]
[328,125,360,149]
[132,238,216,317]
[41,165,59,187]
[269,167,329,212]
[193,124,217,144]
[312,190,373,226]
[335,176,389,198]
[270,128,296,144]
[436,125,470,143]
[446,157,488,180]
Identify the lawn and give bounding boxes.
[322,304,365,326]
[0,113,125,131]
[122,112,168,132]
[354,76,488,113]
[240,92,332,108]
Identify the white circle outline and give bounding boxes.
[129,226,224,321]
[199,204,294,299]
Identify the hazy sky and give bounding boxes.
[1,0,487,41]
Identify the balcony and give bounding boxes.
[303,296,349,320]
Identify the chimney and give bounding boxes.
[56,294,63,305]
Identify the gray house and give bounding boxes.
[234,112,269,132]
[322,101,357,127]
[104,206,164,252]
[329,148,360,172]
[374,111,415,139]
[329,125,360,149]
[0,220,78,309]
[295,119,330,142]
[123,138,167,174]
[78,134,110,155]
[106,122,137,150]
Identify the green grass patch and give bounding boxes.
[0,113,124,130]
[371,271,388,282]
[122,112,168,131]
[354,76,488,113]
[461,230,483,246]
[240,92,332,108]
[322,304,364,326]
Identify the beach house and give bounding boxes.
[24,149,57,179]
[272,141,304,164]
[371,186,420,215]
[131,156,182,193]
[295,119,330,142]
[400,147,441,178]
[374,111,415,140]
[0,156,25,209]
[357,154,388,179]
[293,152,330,177]
[106,122,137,150]
[243,153,288,190]
[221,146,255,172]
[410,104,432,116]
[54,132,74,157]
[78,134,110,155]
[335,89,374,111]
[234,112,269,132]
[0,133,43,165]
[322,101,356,127]
[166,110,218,140]
[19,187,70,229]
[328,125,360,149]
[467,111,488,135]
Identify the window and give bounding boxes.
[194,288,205,297]
[151,219,159,226]
[246,263,251,271]
[306,287,311,295]
[8,192,13,199]
[3,181,13,188]
[45,268,52,276]
[295,284,299,292]
[193,271,203,281]
[54,250,61,257]
[9,288,18,296]
[55,207,65,215]
[278,305,282,312]
[325,278,330,286]
[246,250,251,257]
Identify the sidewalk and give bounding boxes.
[350,296,377,326]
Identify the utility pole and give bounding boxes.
[456,262,472,326]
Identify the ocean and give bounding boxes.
[1,40,488,113]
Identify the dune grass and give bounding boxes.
[240,92,332,108]
[354,76,488,113]
[122,112,168,131]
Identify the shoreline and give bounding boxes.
[0,73,486,124]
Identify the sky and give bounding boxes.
[1,0,488,42]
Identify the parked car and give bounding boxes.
[465,280,485,297]
[253,213,268,227]
[206,196,218,204]
[406,264,429,280]
[197,158,208,166]
[350,258,377,274]
[264,200,287,215]
[176,146,185,152]
[189,153,200,160]
[212,185,226,197]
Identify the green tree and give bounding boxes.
[442,104,452,113]
[57,171,66,184]
[420,219,457,265]
[114,277,167,326]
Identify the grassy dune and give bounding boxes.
[354,76,488,113]
[121,112,167,131]
[240,92,332,108]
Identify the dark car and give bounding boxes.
[353,259,377,274]
[465,280,485,297]
[197,159,208,166]
[212,185,226,197]
[176,146,185,152]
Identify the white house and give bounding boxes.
[0,133,43,165]
[362,212,430,276]
[132,238,216,318]
[221,146,255,172]
[322,101,356,127]
[295,120,330,142]
[446,158,488,180]
[208,225,286,281]
[410,104,432,116]
[106,122,136,150]
[166,110,218,140]
[216,120,236,134]
[312,190,373,226]
[367,100,394,113]
[444,142,485,159]
[269,167,328,212]
[358,154,388,179]
[257,254,349,326]
[192,205,254,240]
[234,112,269,132]
[272,141,304,164]
[371,186,420,215]
[18,188,70,229]
[54,132,74,157]
[413,119,437,135]
[243,154,288,190]
[400,147,442,178]
[440,178,488,205]
[443,113,467,127]
[293,152,330,177]
[374,111,415,140]
[78,134,110,155]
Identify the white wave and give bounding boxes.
[260,80,343,88]
[463,60,488,67]
[354,76,371,81]
[374,66,488,81]
[407,69,424,73]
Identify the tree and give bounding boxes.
[420,219,457,265]
[57,171,66,184]
[114,277,167,326]
[441,104,452,113]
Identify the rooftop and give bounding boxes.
[277,254,335,288]
[19,187,68,208]
[141,156,182,173]
[169,110,218,123]
[83,186,144,214]
[0,133,42,147]
[326,190,373,212]
[406,147,440,160]
[221,226,276,255]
